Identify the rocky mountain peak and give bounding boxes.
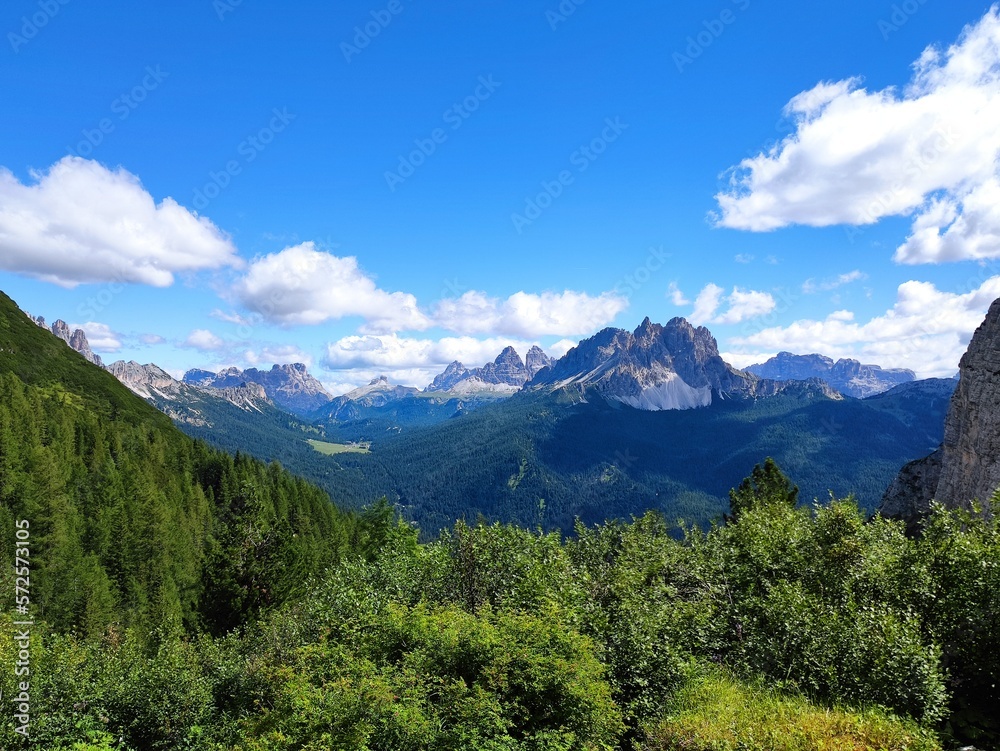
[181,363,331,416]
[749,352,914,398]
[25,312,103,367]
[529,317,823,412]
[880,298,1000,529]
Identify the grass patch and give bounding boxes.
[307,438,370,455]
[644,672,941,751]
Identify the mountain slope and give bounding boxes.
[0,291,357,637]
[316,379,950,535]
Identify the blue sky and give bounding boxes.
[2,0,999,391]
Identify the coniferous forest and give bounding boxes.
[0,291,998,751]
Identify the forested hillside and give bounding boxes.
[316,382,952,535]
[0,291,363,636]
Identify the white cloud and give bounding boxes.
[433,289,627,337]
[734,253,755,264]
[139,334,166,346]
[713,6,1000,265]
[234,242,431,332]
[182,329,225,352]
[729,275,1000,377]
[802,269,868,294]
[244,344,313,368]
[321,334,563,388]
[71,321,122,352]
[896,177,1000,263]
[667,282,690,306]
[689,284,776,326]
[0,157,240,287]
[690,284,725,325]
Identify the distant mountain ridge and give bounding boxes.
[427,345,554,394]
[748,352,915,398]
[184,363,332,415]
[528,317,838,410]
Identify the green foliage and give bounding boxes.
[238,603,624,750]
[727,456,798,521]
[646,670,941,751]
[307,385,951,535]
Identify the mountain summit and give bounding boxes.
[184,363,331,415]
[426,345,553,394]
[27,314,103,367]
[748,352,914,398]
[528,317,825,410]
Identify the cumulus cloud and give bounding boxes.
[182,329,225,352]
[667,282,690,306]
[728,275,1000,377]
[234,242,430,332]
[0,157,240,287]
[802,270,868,294]
[71,322,122,352]
[689,284,776,326]
[244,344,313,368]
[713,6,1000,265]
[321,334,560,388]
[433,289,627,338]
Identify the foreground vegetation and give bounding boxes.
[0,292,997,749]
[1,482,997,749]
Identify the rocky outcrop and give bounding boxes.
[748,352,914,398]
[25,312,104,367]
[879,449,943,534]
[426,346,554,395]
[106,360,272,424]
[934,299,1000,511]
[880,298,1000,527]
[528,317,838,411]
[184,363,332,416]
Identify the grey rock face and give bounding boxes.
[107,360,271,422]
[529,317,837,411]
[183,363,332,415]
[25,312,103,366]
[880,298,1000,526]
[748,352,915,398]
[935,298,1000,511]
[426,346,553,394]
[880,449,943,534]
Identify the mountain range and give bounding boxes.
[746,352,916,398]
[31,301,958,533]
